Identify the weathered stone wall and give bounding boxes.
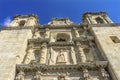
[0,29,32,80]
[90,26,120,80]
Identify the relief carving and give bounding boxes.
[15,71,25,80]
[39,43,47,64]
[82,69,90,80]
[23,48,34,64]
[34,71,42,80]
[49,48,71,65]
[58,74,66,80]
[33,30,40,39]
[77,42,87,62]
[100,68,109,80]
[56,49,66,64]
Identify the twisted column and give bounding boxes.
[39,43,47,64]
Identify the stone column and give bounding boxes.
[73,27,79,37]
[82,68,90,80]
[39,43,47,64]
[99,68,109,80]
[45,28,50,38]
[23,48,34,64]
[15,71,25,80]
[77,42,86,62]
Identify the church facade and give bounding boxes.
[0,12,120,80]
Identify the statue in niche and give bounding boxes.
[56,49,66,64]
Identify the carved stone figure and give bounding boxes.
[58,74,65,80]
[34,71,41,80]
[83,69,90,80]
[77,43,87,62]
[56,49,66,63]
[100,68,109,80]
[15,71,25,80]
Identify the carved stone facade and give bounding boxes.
[0,12,120,80]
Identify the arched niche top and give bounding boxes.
[56,33,70,42]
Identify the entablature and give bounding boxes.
[16,61,108,72]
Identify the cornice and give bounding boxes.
[16,61,108,72]
[48,42,74,46]
[89,23,120,27]
[0,26,34,30]
[28,38,50,44]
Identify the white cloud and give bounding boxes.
[0,17,12,27]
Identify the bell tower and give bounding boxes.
[83,12,120,80]
[82,12,113,24]
[9,14,38,27]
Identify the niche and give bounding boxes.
[56,33,70,42]
[19,20,26,26]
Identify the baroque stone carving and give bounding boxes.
[23,48,34,64]
[15,71,25,80]
[100,68,109,80]
[58,74,66,80]
[56,49,66,64]
[82,68,90,80]
[39,43,47,64]
[77,42,87,62]
[34,71,42,80]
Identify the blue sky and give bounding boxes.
[0,0,120,26]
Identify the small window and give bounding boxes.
[95,17,104,24]
[110,36,120,43]
[19,20,26,26]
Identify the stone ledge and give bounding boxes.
[16,61,108,72]
[89,23,120,27]
[0,26,34,30]
[48,42,74,46]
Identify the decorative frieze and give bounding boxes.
[48,42,74,46]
